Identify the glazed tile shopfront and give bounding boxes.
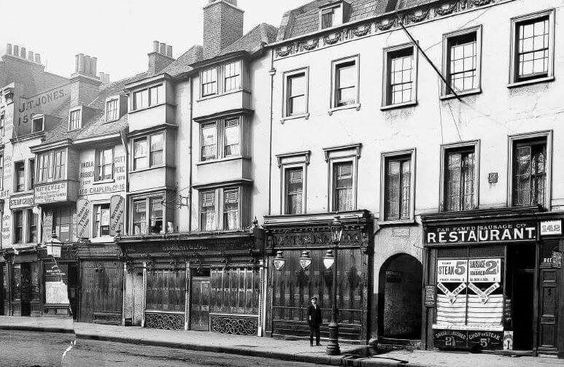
[422,207,564,357]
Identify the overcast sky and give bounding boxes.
[0,0,306,81]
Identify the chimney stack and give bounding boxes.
[203,0,244,59]
[4,43,43,65]
[70,53,102,107]
[99,72,111,85]
[147,40,175,75]
[6,44,12,56]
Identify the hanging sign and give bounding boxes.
[468,259,501,283]
[437,260,468,283]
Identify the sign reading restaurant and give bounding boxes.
[425,221,537,245]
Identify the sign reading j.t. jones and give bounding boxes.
[425,222,537,245]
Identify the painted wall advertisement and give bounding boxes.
[16,85,70,136]
[78,154,126,197]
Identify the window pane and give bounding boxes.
[150,133,164,166]
[513,140,546,206]
[516,17,549,80]
[333,162,353,211]
[388,49,414,105]
[201,124,217,161]
[200,191,216,231]
[448,33,477,92]
[134,90,149,110]
[133,200,147,235]
[224,119,240,157]
[285,167,303,215]
[385,156,411,220]
[224,61,241,92]
[445,149,475,212]
[223,189,239,230]
[150,197,163,234]
[335,61,356,106]
[134,138,148,170]
[202,68,218,96]
[287,73,306,115]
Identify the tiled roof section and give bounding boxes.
[88,72,147,110]
[161,45,204,77]
[218,23,278,57]
[396,0,436,10]
[75,113,127,141]
[278,0,393,40]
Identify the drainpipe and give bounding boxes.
[268,49,275,216]
[188,77,194,232]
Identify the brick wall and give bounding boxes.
[203,0,244,58]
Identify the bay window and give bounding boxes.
[200,118,242,162]
[37,149,66,183]
[133,133,164,170]
[199,187,243,231]
[131,195,164,235]
[224,61,242,92]
[132,85,164,111]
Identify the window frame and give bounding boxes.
[27,209,38,243]
[319,3,344,30]
[380,148,416,224]
[439,140,480,212]
[37,149,68,184]
[330,55,360,112]
[282,67,310,121]
[14,161,25,193]
[201,67,219,98]
[199,117,243,163]
[277,151,310,215]
[28,158,35,190]
[223,61,242,93]
[507,131,552,209]
[95,146,114,182]
[324,144,361,213]
[198,187,243,231]
[382,43,418,110]
[92,203,111,238]
[68,107,82,131]
[52,206,73,242]
[130,194,166,235]
[0,152,4,191]
[508,9,555,87]
[13,210,24,244]
[0,110,5,137]
[131,132,166,171]
[441,25,483,98]
[131,85,164,111]
[105,97,119,122]
[31,114,45,133]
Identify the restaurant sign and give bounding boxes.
[425,221,537,245]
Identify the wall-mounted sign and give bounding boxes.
[468,259,501,283]
[110,195,125,235]
[540,220,562,236]
[75,198,90,239]
[9,193,35,209]
[425,285,436,307]
[425,221,537,245]
[437,260,468,283]
[35,182,68,204]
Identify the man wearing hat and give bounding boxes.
[307,297,323,346]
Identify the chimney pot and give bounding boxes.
[35,53,41,64]
[84,55,91,75]
[153,41,159,53]
[28,51,34,61]
[78,54,85,73]
[166,45,173,58]
[91,56,98,77]
[6,43,12,55]
[13,45,19,57]
[159,43,166,55]
[20,47,26,59]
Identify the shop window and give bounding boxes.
[284,68,308,118]
[69,108,81,131]
[332,56,358,108]
[510,10,555,85]
[223,61,242,92]
[32,115,44,133]
[131,196,164,235]
[14,161,25,192]
[13,210,23,244]
[285,167,304,215]
[332,161,354,212]
[200,118,241,162]
[93,204,111,237]
[512,137,547,207]
[381,149,415,222]
[95,147,114,181]
[53,207,72,242]
[442,144,478,212]
[27,209,38,243]
[443,27,481,96]
[383,45,417,107]
[106,98,119,121]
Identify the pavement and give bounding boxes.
[1,316,563,367]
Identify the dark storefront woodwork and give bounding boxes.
[119,227,265,335]
[1,250,43,317]
[422,208,563,357]
[265,211,372,342]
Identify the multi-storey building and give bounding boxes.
[265,0,563,357]
[0,44,69,316]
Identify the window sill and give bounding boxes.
[440,88,482,101]
[378,218,417,227]
[11,190,34,197]
[380,101,417,111]
[328,103,361,115]
[93,179,115,185]
[507,76,554,89]
[197,155,250,166]
[197,88,251,102]
[281,113,310,123]
[129,165,168,174]
[129,102,173,115]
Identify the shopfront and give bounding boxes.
[422,208,563,357]
[119,227,265,335]
[264,211,373,342]
[1,249,42,317]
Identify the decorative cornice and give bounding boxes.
[273,0,509,60]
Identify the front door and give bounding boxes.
[191,277,210,331]
[538,267,559,353]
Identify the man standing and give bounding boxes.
[307,297,322,346]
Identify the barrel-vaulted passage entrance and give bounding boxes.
[378,253,422,340]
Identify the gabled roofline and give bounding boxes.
[124,73,172,92]
[30,138,72,153]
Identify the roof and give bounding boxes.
[161,45,203,77]
[276,0,419,41]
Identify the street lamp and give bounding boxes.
[273,251,286,271]
[325,216,343,355]
[299,250,312,271]
[45,233,63,258]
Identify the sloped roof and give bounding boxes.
[218,23,278,56]
[161,45,203,77]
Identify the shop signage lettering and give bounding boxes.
[424,285,436,307]
[434,330,467,349]
[9,194,35,209]
[468,331,503,349]
[110,195,125,234]
[468,259,501,283]
[437,260,467,282]
[76,198,90,239]
[35,182,68,204]
[18,88,67,125]
[540,220,562,236]
[426,222,537,245]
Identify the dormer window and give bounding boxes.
[32,115,44,133]
[106,98,119,122]
[320,2,348,30]
[69,108,82,130]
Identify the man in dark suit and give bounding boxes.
[307,297,322,346]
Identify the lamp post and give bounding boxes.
[325,216,343,355]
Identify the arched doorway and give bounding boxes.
[378,254,422,339]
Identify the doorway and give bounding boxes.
[191,275,210,331]
[20,263,32,317]
[378,254,422,339]
[508,245,536,350]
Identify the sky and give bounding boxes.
[0,0,306,81]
